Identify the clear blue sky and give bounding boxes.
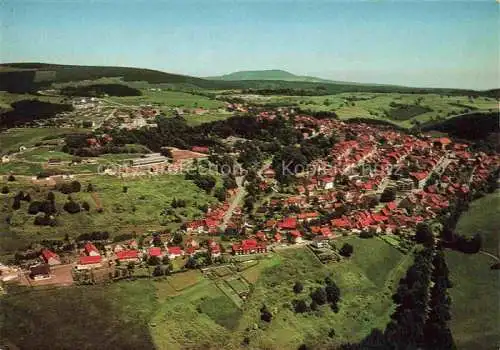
[1,0,498,89]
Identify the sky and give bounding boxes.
[1,0,498,89]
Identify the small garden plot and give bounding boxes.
[168,270,202,291]
[213,265,233,277]
[235,259,258,271]
[216,280,243,308]
[197,295,242,330]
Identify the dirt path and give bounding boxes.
[479,250,499,262]
[91,192,102,210]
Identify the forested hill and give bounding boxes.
[207,69,339,83]
[0,63,497,97]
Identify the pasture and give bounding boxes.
[446,191,500,349]
[446,251,499,349]
[183,111,233,126]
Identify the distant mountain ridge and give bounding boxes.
[207,69,341,83]
[0,63,495,97]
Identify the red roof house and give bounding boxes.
[289,230,303,243]
[278,217,297,230]
[167,246,184,259]
[232,239,267,255]
[40,248,61,266]
[148,247,163,258]
[78,255,102,267]
[191,146,209,154]
[274,233,283,243]
[84,243,100,256]
[116,250,139,262]
[208,240,221,257]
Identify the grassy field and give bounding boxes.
[15,148,74,162]
[150,278,236,350]
[0,91,66,111]
[446,251,499,350]
[1,281,158,350]
[232,239,411,349]
[455,190,499,256]
[183,111,233,126]
[446,191,500,350]
[0,161,44,175]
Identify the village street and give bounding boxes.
[219,175,245,231]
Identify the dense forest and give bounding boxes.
[422,111,499,140]
[60,84,141,97]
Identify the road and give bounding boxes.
[219,175,245,231]
[219,161,271,231]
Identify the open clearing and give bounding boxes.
[446,251,499,350]
[232,239,411,349]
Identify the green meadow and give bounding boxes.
[455,190,499,256]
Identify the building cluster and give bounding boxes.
[29,234,224,280]
[9,111,499,284]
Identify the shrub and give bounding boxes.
[1,186,9,194]
[339,243,354,257]
[63,201,81,214]
[28,201,43,214]
[293,299,309,313]
[293,281,304,294]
